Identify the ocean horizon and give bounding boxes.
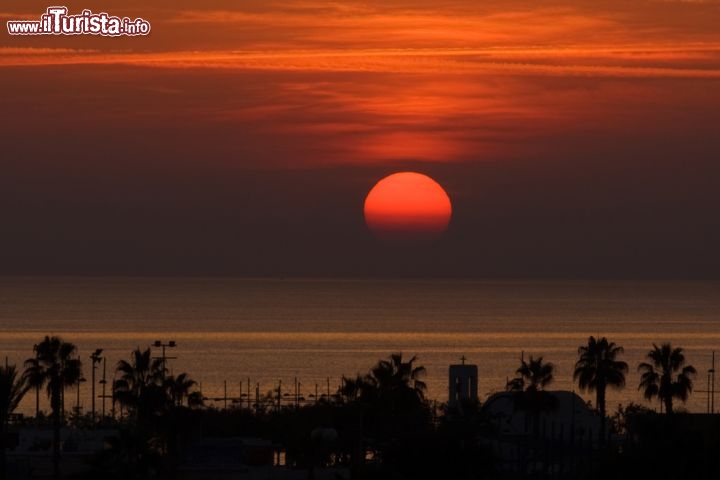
[2,276,719,416]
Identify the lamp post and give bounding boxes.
[711,351,716,414]
[32,344,40,419]
[152,340,177,378]
[98,357,110,419]
[255,382,260,413]
[90,349,103,423]
[707,368,713,414]
[75,375,86,419]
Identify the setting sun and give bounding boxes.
[364,172,452,243]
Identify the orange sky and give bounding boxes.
[2,0,720,276]
[3,0,720,166]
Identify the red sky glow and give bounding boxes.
[2,0,719,276]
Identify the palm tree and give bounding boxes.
[165,373,202,408]
[113,348,165,419]
[574,336,628,439]
[24,336,82,480]
[1,364,30,479]
[510,355,554,393]
[638,343,696,415]
[341,353,427,416]
[340,374,368,402]
[367,353,427,402]
[342,353,430,470]
[507,355,556,435]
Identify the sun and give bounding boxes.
[364,172,452,244]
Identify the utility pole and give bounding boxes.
[75,364,86,419]
[90,349,103,423]
[712,351,716,414]
[704,352,717,414]
[99,357,109,419]
[255,382,260,413]
[708,367,711,414]
[33,344,40,418]
[152,340,177,378]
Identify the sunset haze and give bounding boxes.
[2,0,719,277]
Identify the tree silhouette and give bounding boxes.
[507,355,556,435]
[1,364,30,479]
[341,353,431,470]
[340,374,371,403]
[24,336,82,480]
[574,336,628,439]
[509,355,554,393]
[113,347,166,420]
[111,348,202,474]
[367,353,427,402]
[114,349,203,414]
[165,373,203,408]
[342,353,427,408]
[638,343,696,415]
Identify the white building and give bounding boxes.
[481,390,604,475]
[448,359,478,408]
[483,390,601,442]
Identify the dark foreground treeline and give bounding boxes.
[1,335,719,480]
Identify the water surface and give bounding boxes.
[1,277,718,415]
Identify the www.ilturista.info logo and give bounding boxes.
[7,7,151,36]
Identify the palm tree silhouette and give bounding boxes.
[367,353,427,401]
[507,355,556,435]
[509,355,554,393]
[574,336,628,439]
[114,349,204,414]
[340,374,370,402]
[1,364,30,479]
[113,347,165,419]
[638,343,696,415]
[24,336,82,480]
[112,348,202,472]
[342,353,429,472]
[341,353,428,416]
[165,373,202,408]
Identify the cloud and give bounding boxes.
[2,0,719,169]
[0,12,38,20]
[1,1,719,278]
[1,47,719,80]
[2,0,718,80]
[0,47,99,55]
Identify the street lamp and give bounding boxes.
[75,375,86,418]
[710,363,716,414]
[153,340,177,377]
[98,357,110,419]
[90,349,103,423]
[32,344,40,419]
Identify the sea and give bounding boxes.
[1,277,719,416]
